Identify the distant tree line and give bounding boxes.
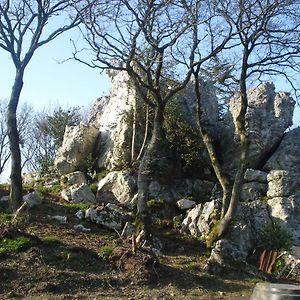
[0,102,84,177]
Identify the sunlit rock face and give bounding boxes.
[54,123,99,175]
[263,126,300,173]
[221,82,295,174]
[89,70,137,170]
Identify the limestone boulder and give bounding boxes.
[264,127,300,174]
[61,171,87,185]
[85,204,130,230]
[268,195,300,245]
[241,182,268,202]
[148,179,214,205]
[54,123,99,175]
[221,82,295,173]
[267,170,300,198]
[176,199,196,211]
[96,171,137,205]
[23,191,43,208]
[181,200,221,237]
[61,184,96,203]
[244,169,268,183]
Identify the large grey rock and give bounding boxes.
[61,171,87,185]
[221,82,295,173]
[54,123,99,175]
[176,199,196,210]
[23,191,43,208]
[267,170,300,198]
[61,184,96,203]
[85,204,130,230]
[241,182,268,202]
[264,127,300,173]
[181,200,221,237]
[268,195,300,245]
[148,178,214,205]
[244,169,268,183]
[96,171,137,205]
[181,204,203,236]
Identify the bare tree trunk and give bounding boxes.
[136,104,149,162]
[137,103,165,237]
[194,73,231,218]
[131,104,136,163]
[215,60,250,239]
[7,69,24,211]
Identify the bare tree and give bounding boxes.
[0,0,86,210]
[194,0,300,244]
[76,0,234,237]
[75,0,198,235]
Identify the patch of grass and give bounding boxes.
[0,236,35,255]
[36,184,62,194]
[95,169,110,181]
[63,202,92,211]
[89,183,98,195]
[98,242,116,261]
[40,235,62,247]
[0,212,13,225]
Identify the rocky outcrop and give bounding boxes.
[221,82,295,174]
[61,184,96,203]
[264,127,300,173]
[96,171,137,205]
[241,169,268,202]
[61,171,87,185]
[266,170,300,245]
[89,71,137,170]
[54,123,99,175]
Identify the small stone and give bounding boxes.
[74,224,91,232]
[75,210,85,220]
[177,198,196,210]
[50,215,67,224]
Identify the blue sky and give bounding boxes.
[0,30,110,111]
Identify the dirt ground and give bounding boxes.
[0,190,299,300]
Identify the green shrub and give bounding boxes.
[0,236,34,254]
[259,221,293,251]
[147,198,164,208]
[98,242,116,260]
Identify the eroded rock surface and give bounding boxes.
[221,82,295,173]
[55,123,99,175]
[96,171,137,205]
[264,127,300,173]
